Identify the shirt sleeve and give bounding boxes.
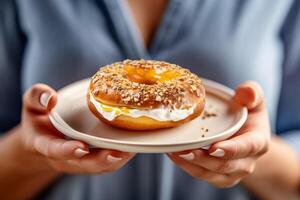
[277,1,300,154]
[0,0,25,133]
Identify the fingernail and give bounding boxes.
[74,148,89,157]
[179,152,195,161]
[106,155,122,163]
[209,148,225,157]
[201,145,210,150]
[40,92,52,108]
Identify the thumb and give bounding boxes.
[23,83,57,114]
[233,81,264,111]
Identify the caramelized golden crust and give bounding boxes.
[89,59,205,109]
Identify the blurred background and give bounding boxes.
[0,0,300,200]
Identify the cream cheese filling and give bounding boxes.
[89,93,195,121]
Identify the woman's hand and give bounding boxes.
[20,84,135,174]
[168,81,270,188]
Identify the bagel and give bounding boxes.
[87,59,205,130]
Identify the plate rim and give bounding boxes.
[49,78,247,147]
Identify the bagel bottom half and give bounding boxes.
[87,95,205,131]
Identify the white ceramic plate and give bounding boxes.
[49,79,247,153]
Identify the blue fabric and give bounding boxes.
[0,0,300,199]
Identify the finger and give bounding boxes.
[47,149,135,174]
[167,153,241,188]
[23,84,57,114]
[74,149,135,173]
[33,130,90,160]
[173,149,255,175]
[234,81,264,110]
[209,131,269,159]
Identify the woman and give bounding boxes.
[0,0,299,199]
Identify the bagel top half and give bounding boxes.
[88,59,205,111]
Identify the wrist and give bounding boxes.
[0,125,61,200]
[242,136,300,199]
[2,125,60,176]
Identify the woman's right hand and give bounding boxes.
[20,84,135,174]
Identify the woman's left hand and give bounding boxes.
[168,81,271,188]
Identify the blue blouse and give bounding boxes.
[1,0,300,199]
